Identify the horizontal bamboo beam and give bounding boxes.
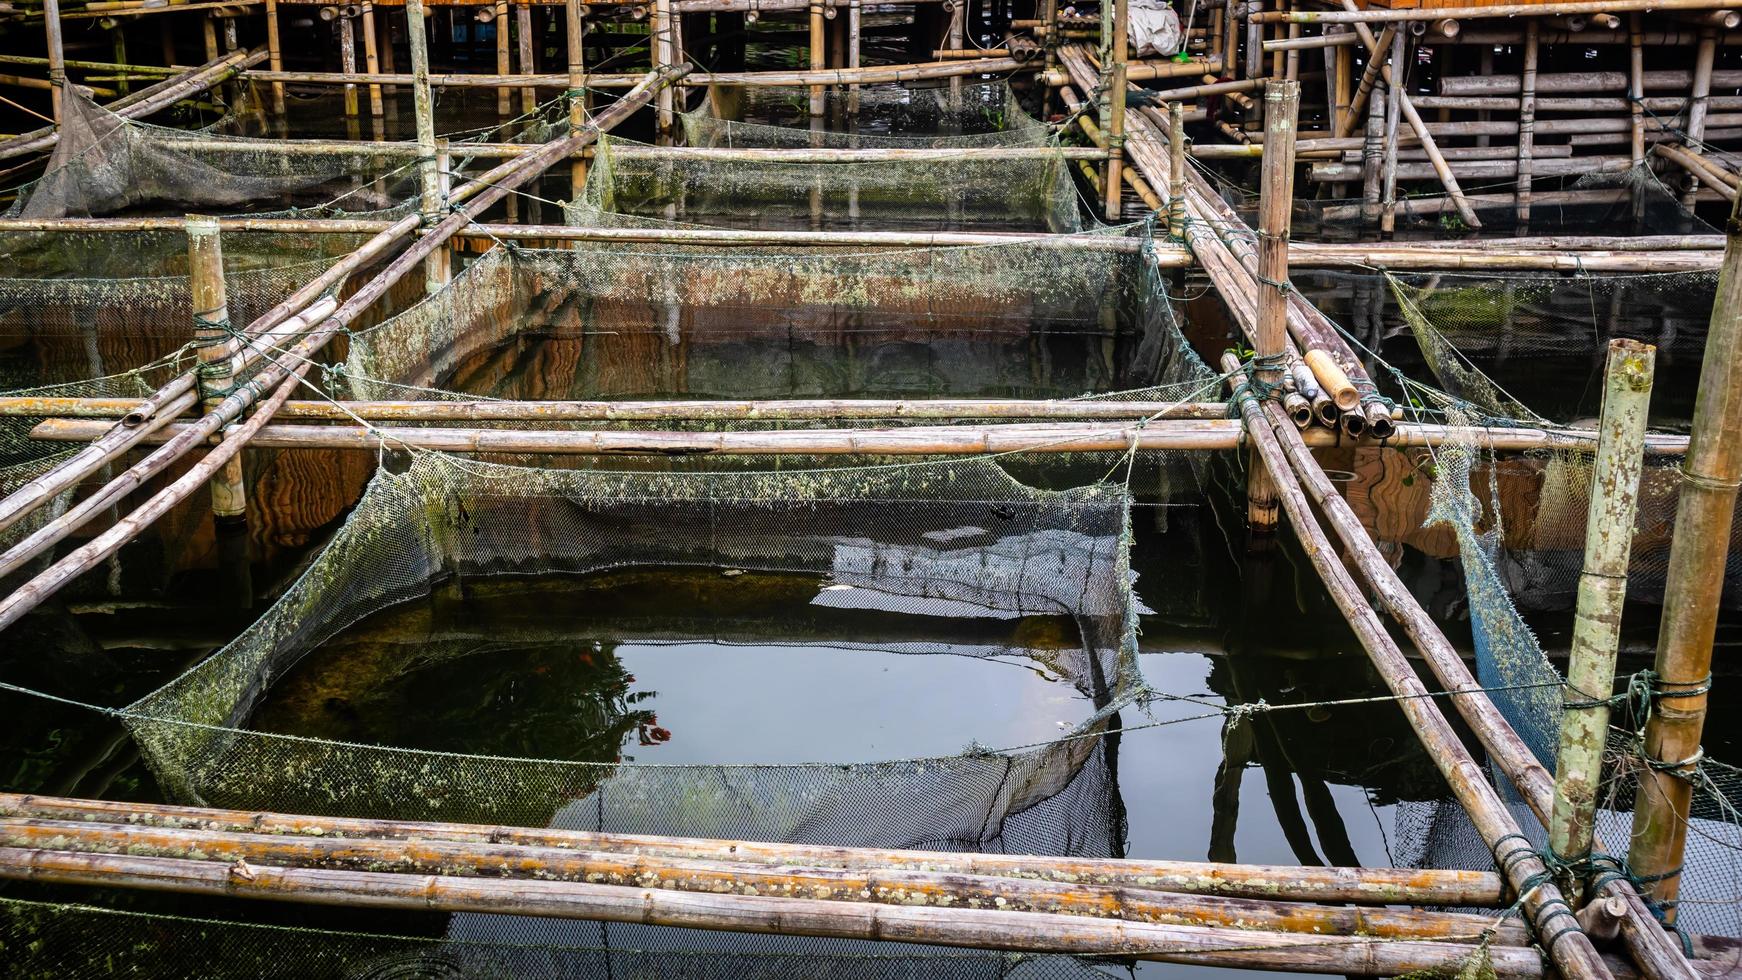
[0,847,1555,977]
[1439,68,1742,96]
[1254,0,1742,24]
[0,794,1509,907]
[0,817,1532,945]
[27,418,1696,455]
[245,57,1027,89]
[0,398,1232,422]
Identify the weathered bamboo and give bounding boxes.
[808,0,824,114]
[41,0,66,122]
[1104,0,1129,221]
[1335,23,1393,138]
[1683,28,1719,208]
[1221,353,1614,980]
[566,0,586,195]
[1440,67,1742,97]
[1656,143,1741,202]
[0,817,1532,945]
[244,57,1027,87]
[0,793,1511,907]
[0,847,1552,977]
[0,47,265,161]
[1125,56,1223,81]
[1628,192,1742,920]
[2,398,1235,421]
[1515,20,1537,228]
[1256,0,1742,24]
[32,415,1703,456]
[1246,79,1298,537]
[1379,28,1402,234]
[1550,339,1656,885]
[361,1,387,121]
[1362,87,1384,224]
[338,8,362,139]
[0,66,688,633]
[405,0,446,294]
[1338,0,1480,230]
[185,216,247,526]
[612,145,1108,161]
[264,0,286,117]
[1629,15,1645,172]
[1168,102,1187,238]
[516,2,536,115]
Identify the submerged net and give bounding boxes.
[338,232,1210,406]
[123,453,1142,855]
[565,134,1086,233]
[684,81,1055,149]
[5,91,422,219]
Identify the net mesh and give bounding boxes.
[684,82,1055,149]
[564,134,1086,234]
[5,91,423,220]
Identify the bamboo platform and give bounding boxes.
[0,0,1739,976]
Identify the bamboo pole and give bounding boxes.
[1,398,1236,422]
[42,0,65,123]
[0,794,1511,907]
[0,67,688,633]
[1104,0,1128,221]
[1256,0,1742,24]
[1221,354,1615,980]
[361,2,387,123]
[1656,143,1741,202]
[1337,0,1480,229]
[566,0,586,196]
[1629,15,1645,172]
[1516,20,1537,229]
[1683,28,1718,209]
[1248,79,1298,536]
[1380,29,1402,234]
[338,8,362,140]
[406,0,447,293]
[32,417,1702,456]
[1628,192,1742,921]
[517,2,536,116]
[0,847,1554,977]
[808,0,824,115]
[1361,86,1383,224]
[185,216,247,528]
[1549,339,1656,885]
[264,0,287,119]
[0,817,1532,946]
[1168,102,1187,238]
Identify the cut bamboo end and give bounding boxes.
[1304,349,1360,411]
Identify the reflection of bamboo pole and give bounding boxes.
[1629,193,1742,924]
[1549,340,1655,889]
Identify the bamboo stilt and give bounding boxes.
[42,0,65,123]
[264,0,288,123]
[1247,79,1298,540]
[405,0,446,294]
[185,215,251,609]
[566,0,587,197]
[1380,29,1402,234]
[1549,339,1656,887]
[1516,20,1537,230]
[1682,28,1718,208]
[1628,192,1742,921]
[517,3,537,116]
[1104,0,1128,221]
[1168,102,1187,238]
[361,2,387,127]
[337,10,362,141]
[109,26,129,99]
[493,0,512,122]
[1361,87,1384,225]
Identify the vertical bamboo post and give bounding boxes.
[1516,19,1537,231]
[1550,339,1656,886]
[1628,15,1645,170]
[1104,0,1129,221]
[1247,79,1298,541]
[1168,102,1187,239]
[43,0,65,123]
[1222,0,1237,77]
[185,215,250,607]
[1361,87,1383,226]
[566,0,588,198]
[338,9,361,141]
[518,4,537,116]
[203,12,220,64]
[1682,27,1717,209]
[265,0,288,123]
[361,2,387,129]
[653,0,675,135]
[111,27,129,97]
[1628,191,1742,920]
[494,0,513,123]
[947,0,965,105]
[1379,30,1402,235]
[809,0,825,116]
[1044,0,1059,73]
[406,0,446,294]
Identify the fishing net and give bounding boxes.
[565,133,1086,233]
[0,897,1126,980]
[1384,269,1742,614]
[5,90,423,220]
[120,451,1143,853]
[684,81,1055,149]
[337,232,1210,406]
[1375,275,1742,939]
